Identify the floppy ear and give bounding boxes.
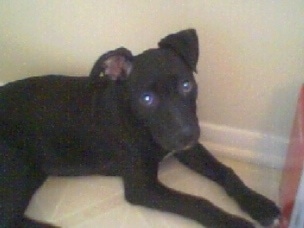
[158,29,199,72]
[89,47,133,81]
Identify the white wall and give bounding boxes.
[191,1,304,138]
[0,0,190,80]
[1,1,303,167]
[187,1,304,167]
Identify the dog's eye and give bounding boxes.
[139,92,157,107]
[180,80,193,94]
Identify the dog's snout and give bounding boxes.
[179,126,194,140]
[174,126,200,150]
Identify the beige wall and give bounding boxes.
[0,0,303,140]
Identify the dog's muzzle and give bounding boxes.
[158,124,200,152]
[175,125,200,150]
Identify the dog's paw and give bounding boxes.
[260,217,280,228]
[264,218,280,228]
[240,190,280,227]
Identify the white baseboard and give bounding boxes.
[199,122,289,169]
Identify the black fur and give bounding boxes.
[0,29,280,227]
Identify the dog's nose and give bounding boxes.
[175,126,199,150]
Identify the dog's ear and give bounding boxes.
[158,29,199,72]
[89,47,133,81]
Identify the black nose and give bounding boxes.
[175,126,200,149]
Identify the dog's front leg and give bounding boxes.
[175,143,280,227]
[122,153,254,228]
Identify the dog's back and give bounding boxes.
[0,75,128,175]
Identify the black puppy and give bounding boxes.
[0,29,280,227]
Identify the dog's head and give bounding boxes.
[93,29,200,151]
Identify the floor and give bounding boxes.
[25,155,282,228]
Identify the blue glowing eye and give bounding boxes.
[144,94,152,103]
[140,92,156,107]
[181,80,193,93]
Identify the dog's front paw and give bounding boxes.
[240,190,280,227]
